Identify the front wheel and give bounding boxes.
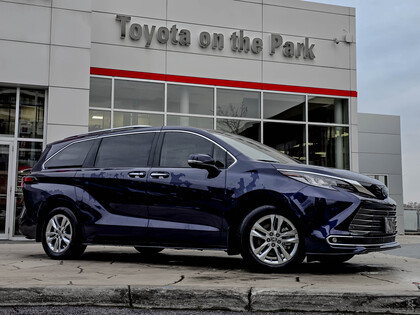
[240,206,305,271]
[41,207,86,260]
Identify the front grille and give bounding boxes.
[349,207,397,236]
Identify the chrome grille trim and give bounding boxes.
[349,207,397,236]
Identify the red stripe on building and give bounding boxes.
[90,67,357,98]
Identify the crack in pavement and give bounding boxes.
[300,283,315,289]
[361,273,399,284]
[77,266,83,274]
[167,275,185,286]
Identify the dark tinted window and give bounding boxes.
[95,133,155,168]
[44,140,94,169]
[160,132,226,168]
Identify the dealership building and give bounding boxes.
[0,0,403,239]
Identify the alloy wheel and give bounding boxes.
[249,214,299,265]
[45,214,73,254]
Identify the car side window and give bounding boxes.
[160,132,226,168]
[95,132,155,168]
[44,140,94,169]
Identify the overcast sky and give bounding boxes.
[306,0,420,203]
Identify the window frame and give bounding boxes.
[154,130,236,169]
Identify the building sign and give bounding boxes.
[116,15,315,59]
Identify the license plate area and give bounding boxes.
[384,217,396,234]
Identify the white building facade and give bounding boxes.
[0,0,403,239]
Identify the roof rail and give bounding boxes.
[61,125,153,141]
[86,125,152,134]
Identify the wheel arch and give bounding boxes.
[226,189,305,255]
[36,196,81,242]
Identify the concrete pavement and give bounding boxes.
[0,235,419,313]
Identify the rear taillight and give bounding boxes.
[22,176,37,188]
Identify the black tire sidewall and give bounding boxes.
[240,205,305,271]
[41,207,85,259]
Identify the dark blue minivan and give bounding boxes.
[20,126,399,270]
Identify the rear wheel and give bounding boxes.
[41,207,86,259]
[240,205,305,271]
[134,247,164,255]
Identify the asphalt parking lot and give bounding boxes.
[0,235,419,313]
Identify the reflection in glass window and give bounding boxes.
[19,89,45,139]
[263,93,305,121]
[167,115,213,129]
[14,141,43,236]
[217,119,261,142]
[167,85,213,115]
[95,133,155,168]
[160,132,226,168]
[308,97,349,124]
[89,109,111,132]
[263,123,306,162]
[217,89,260,119]
[114,79,164,112]
[44,140,94,169]
[89,77,111,108]
[0,88,16,136]
[113,111,163,128]
[309,126,349,169]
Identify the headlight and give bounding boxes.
[278,170,376,198]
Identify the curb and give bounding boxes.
[0,286,419,313]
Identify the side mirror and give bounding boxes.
[188,154,221,178]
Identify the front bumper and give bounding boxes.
[326,234,400,253]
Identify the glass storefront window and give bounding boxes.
[0,88,17,136]
[263,123,306,162]
[167,84,214,115]
[14,141,43,236]
[19,89,44,139]
[89,77,112,108]
[309,126,349,169]
[89,109,111,132]
[217,119,261,141]
[263,93,305,121]
[308,97,348,124]
[114,79,164,112]
[0,144,9,234]
[113,111,163,128]
[217,89,260,119]
[167,115,214,129]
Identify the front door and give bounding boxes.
[0,143,13,239]
[147,131,228,247]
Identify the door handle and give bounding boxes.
[128,171,146,178]
[150,172,170,179]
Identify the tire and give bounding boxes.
[240,205,305,271]
[41,207,86,260]
[309,254,354,264]
[134,247,164,255]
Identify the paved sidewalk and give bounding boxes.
[0,235,419,313]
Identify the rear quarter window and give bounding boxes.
[44,140,95,169]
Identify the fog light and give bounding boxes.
[331,237,337,243]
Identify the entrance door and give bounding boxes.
[0,143,12,239]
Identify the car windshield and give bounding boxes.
[210,131,298,164]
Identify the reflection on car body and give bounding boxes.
[20,126,399,270]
